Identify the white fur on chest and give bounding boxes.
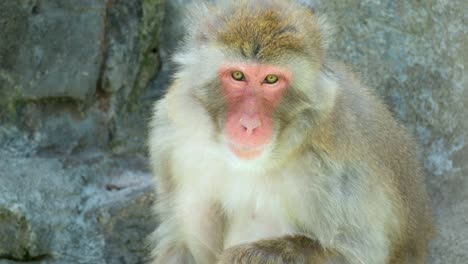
[220,170,295,248]
[172,137,296,249]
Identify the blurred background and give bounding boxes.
[0,0,466,263]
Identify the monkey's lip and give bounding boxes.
[226,141,266,159]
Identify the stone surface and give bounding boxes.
[158,0,193,59]
[0,128,156,263]
[0,0,164,263]
[101,0,165,99]
[0,0,105,101]
[0,0,165,154]
[102,0,166,155]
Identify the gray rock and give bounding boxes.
[89,176,156,264]
[0,0,106,101]
[0,0,165,263]
[0,155,84,262]
[103,0,166,155]
[100,0,165,100]
[0,204,46,261]
[0,0,165,155]
[0,142,156,263]
[14,102,111,155]
[158,0,194,59]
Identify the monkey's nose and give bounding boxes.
[240,115,260,135]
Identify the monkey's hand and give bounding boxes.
[217,235,332,264]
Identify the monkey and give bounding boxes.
[147,1,434,263]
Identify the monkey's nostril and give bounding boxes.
[240,116,260,135]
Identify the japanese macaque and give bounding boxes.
[147,1,433,263]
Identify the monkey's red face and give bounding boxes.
[219,63,291,160]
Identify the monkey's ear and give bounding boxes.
[295,1,333,51]
[305,5,315,15]
[296,0,316,14]
[317,15,334,50]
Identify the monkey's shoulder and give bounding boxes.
[323,62,421,172]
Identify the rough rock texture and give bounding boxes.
[0,0,105,101]
[0,127,156,264]
[0,0,164,263]
[0,0,165,154]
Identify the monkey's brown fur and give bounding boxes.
[200,1,325,63]
[148,1,433,263]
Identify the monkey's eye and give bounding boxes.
[264,74,279,84]
[231,71,245,81]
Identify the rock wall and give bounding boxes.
[0,0,164,263]
[0,0,164,154]
[0,0,466,263]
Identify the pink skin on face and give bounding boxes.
[219,63,291,159]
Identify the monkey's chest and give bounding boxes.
[219,176,296,248]
[223,205,294,248]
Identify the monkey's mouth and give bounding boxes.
[226,140,267,160]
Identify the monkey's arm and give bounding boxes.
[218,235,343,264]
[148,101,195,264]
[149,193,198,264]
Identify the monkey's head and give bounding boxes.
[171,0,336,162]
